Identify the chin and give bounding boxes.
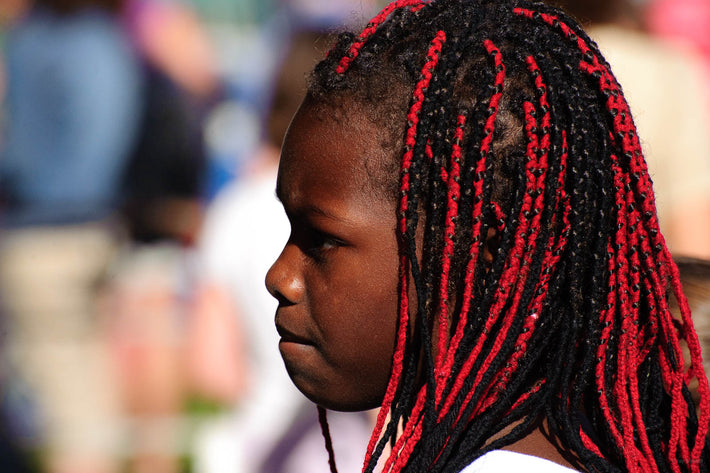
[308,392,383,412]
[285,367,384,412]
[279,346,388,411]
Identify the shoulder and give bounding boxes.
[459,450,581,473]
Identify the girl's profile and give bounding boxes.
[265,0,710,471]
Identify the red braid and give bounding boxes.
[483,76,570,406]
[362,30,447,472]
[434,115,466,393]
[610,157,652,472]
[335,0,427,74]
[385,391,426,472]
[464,99,546,418]
[515,8,710,472]
[436,39,506,411]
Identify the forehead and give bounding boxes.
[278,99,396,205]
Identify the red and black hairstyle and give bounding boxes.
[306,0,710,472]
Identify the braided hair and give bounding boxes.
[305,1,710,472]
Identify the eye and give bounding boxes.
[304,228,342,261]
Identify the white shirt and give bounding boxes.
[460,450,580,472]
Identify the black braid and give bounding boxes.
[306,1,710,472]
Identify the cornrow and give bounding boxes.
[305,1,710,472]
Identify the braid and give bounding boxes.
[306,1,710,472]
[318,406,339,473]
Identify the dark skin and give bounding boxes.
[266,98,577,469]
[265,98,401,412]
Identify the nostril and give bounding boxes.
[271,289,295,307]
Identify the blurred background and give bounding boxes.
[0,0,708,472]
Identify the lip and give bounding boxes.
[276,323,314,346]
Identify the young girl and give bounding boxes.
[265,0,710,471]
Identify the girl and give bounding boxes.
[265,0,710,471]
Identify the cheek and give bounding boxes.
[318,268,399,362]
[306,256,400,407]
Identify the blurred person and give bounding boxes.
[96,1,221,472]
[550,0,710,258]
[123,0,220,101]
[98,247,192,473]
[190,30,372,473]
[0,0,143,472]
[120,0,222,245]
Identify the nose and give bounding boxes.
[265,244,304,306]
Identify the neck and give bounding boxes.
[498,418,579,470]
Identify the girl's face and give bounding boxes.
[265,100,400,411]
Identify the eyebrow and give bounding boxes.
[274,185,351,224]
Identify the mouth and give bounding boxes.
[275,324,314,346]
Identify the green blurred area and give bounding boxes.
[185,0,277,24]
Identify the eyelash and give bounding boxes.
[304,229,341,260]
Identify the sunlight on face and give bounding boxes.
[265,99,401,411]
